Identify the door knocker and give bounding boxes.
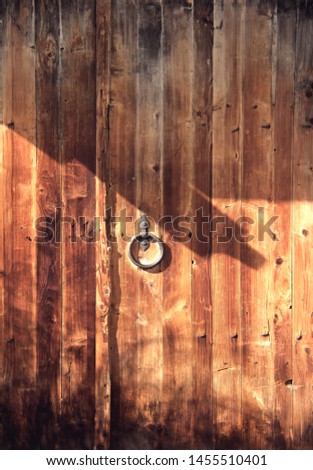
[128,215,164,269]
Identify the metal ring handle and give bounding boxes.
[128,233,164,269]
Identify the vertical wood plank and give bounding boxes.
[272,1,295,450]
[1,6,14,448]
[211,0,244,449]
[191,0,213,449]
[134,0,163,449]
[162,0,193,449]
[60,0,96,449]
[241,0,275,449]
[94,0,111,450]
[108,0,138,449]
[293,0,313,449]
[0,12,4,443]
[1,0,37,448]
[35,0,62,449]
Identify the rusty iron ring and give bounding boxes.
[128,234,164,269]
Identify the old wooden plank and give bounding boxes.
[94,0,111,450]
[1,6,13,449]
[108,0,139,449]
[241,0,275,449]
[162,0,194,449]
[1,0,37,448]
[191,0,213,449]
[271,1,295,450]
[0,14,2,125]
[60,0,96,449]
[0,11,4,442]
[211,0,244,449]
[134,0,163,449]
[35,0,62,449]
[292,1,313,449]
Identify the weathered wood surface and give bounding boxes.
[2,0,37,448]
[134,0,163,449]
[35,0,62,449]
[161,0,194,450]
[0,10,4,445]
[241,0,275,449]
[108,0,139,449]
[60,0,97,449]
[191,0,213,450]
[272,2,295,449]
[212,0,243,448]
[293,1,313,449]
[1,0,313,450]
[95,0,111,451]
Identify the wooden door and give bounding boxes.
[1,0,313,450]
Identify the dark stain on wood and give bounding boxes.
[298,0,313,18]
[138,3,162,61]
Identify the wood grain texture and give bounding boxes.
[95,0,111,450]
[35,0,62,449]
[191,0,213,450]
[272,2,295,449]
[162,0,193,449]
[211,0,244,449]
[0,11,4,442]
[108,0,138,449]
[241,0,275,449]
[292,1,313,449]
[1,0,37,449]
[134,0,163,449]
[60,0,96,449]
[1,0,313,450]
